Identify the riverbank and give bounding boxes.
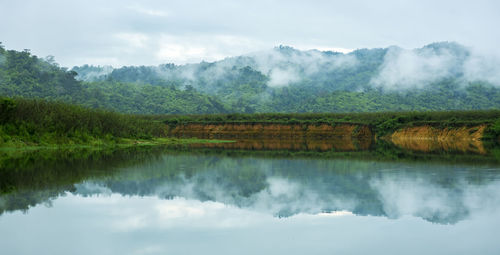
[163,111,500,140]
[0,137,233,152]
[0,97,234,150]
[3,97,500,152]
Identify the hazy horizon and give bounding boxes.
[1,0,499,68]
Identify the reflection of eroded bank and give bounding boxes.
[390,125,486,154]
[189,137,373,151]
[168,123,372,139]
[169,122,492,154]
[170,123,374,152]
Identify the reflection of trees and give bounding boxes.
[1,147,499,224]
[99,155,484,224]
[0,147,168,214]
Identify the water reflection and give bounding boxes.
[188,137,373,151]
[87,155,500,224]
[390,135,487,154]
[3,192,499,255]
[1,148,500,225]
[2,146,500,255]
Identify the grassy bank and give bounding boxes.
[0,97,231,149]
[2,97,500,149]
[0,137,233,151]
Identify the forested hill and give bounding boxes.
[1,41,500,114]
[0,43,227,114]
[73,42,500,113]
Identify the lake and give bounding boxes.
[1,143,500,255]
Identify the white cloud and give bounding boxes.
[268,67,300,87]
[155,34,264,64]
[0,0,499,68]
[370,46,459,90]
[135,8,169,17]
[296,45,354,54]
[463,51,500,85]
[114,33,150,49]
[157,43,209,63]
[72,57,122,67]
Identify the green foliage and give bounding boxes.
[81,81,228,114]
[0,48,228,114]
[0,98,16,123]
[262,79,500,113]
[2,45,500,115]
[0,97,167,146]
[70,45,500,114]
[485,118,500,140]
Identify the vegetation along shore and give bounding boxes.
[2,97,500,150]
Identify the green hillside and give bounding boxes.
[0,44,227,114]
[1,42,500,114]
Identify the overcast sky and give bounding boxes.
[1,0,499,67]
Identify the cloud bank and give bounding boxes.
[371,43,500,90]
[1,0,499,67]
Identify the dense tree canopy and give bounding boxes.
[1,42,500,114]
[0,45,228,114]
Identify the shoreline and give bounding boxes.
[0,137,234,151]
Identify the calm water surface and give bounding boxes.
[1,146,500,254]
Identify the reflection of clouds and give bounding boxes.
[132,245,164,255]
[370,174,500,224]
[371,177,461,221]
[316,211,354,217]
[150,198,269,229]
[2,191,500,255]
[78,171,500,225]
[62,193,358,233]
[75,182,113,196]
[267,178,300,197]
[463,182,500,214]
[149,175,357,217]
[72,155,500,224]
[116,215,148,231]
[252,177,336,216]
[63,194,273,231]
[156,200,208,219]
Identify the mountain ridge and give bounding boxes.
[1,41,499,114]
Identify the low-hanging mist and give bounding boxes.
[67,42,500,113]
[73,42,500,90]
[2,42,500,114]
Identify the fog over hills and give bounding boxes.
[69,42,500,113]
[1,41,500,114]
[74,42,498,90]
